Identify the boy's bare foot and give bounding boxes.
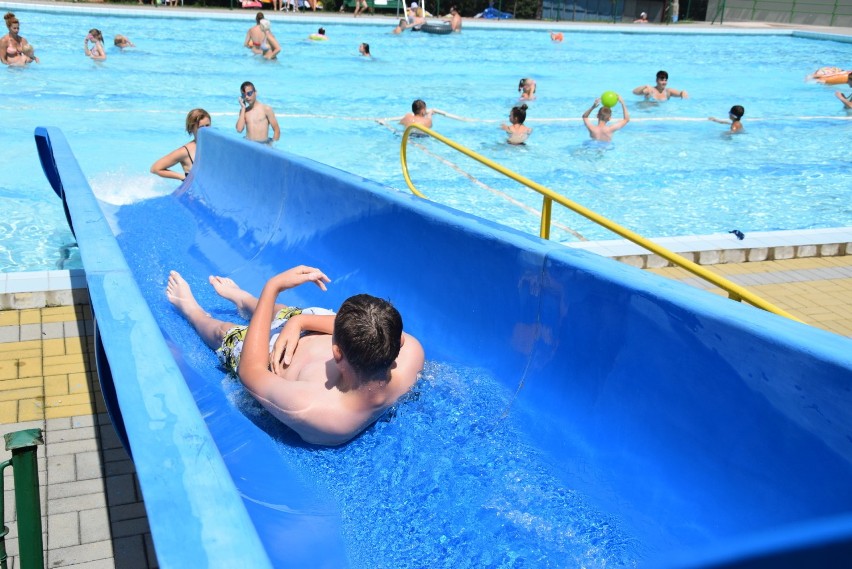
[166,271,205,318]
[209,275,258,314]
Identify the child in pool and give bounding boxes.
[709,105,744,133]
[835,73,852,109]
[501,104,532,145]
[84,29,106,60]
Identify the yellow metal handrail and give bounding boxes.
[400,123,803,323]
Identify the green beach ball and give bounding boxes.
[601,91,618,108]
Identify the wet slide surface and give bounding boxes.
[37,126,852,567]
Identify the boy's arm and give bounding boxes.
[708,117,731,124]
[582,99,598,130]
[610,96,630,131]
[632,85,649,95]
[268,107,281,141]
[836,91,852,108]
[238,267,329,394]
[236,101,247,133]
[669,88,688,98]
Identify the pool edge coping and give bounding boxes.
[4,227,850,308]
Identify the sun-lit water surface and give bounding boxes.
[2,7,851,273]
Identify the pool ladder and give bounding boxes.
[399,123,802,323]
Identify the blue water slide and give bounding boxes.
[35,126,852,567]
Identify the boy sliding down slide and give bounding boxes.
[166,266,425,446]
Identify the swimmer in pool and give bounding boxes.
[582,95,630,142]
[84,28,106,61]
[632,70,688,100]
[709,105,745,133]
[392,18,409,34]
[1,12,37,65]
[399,99,449,129]
[446,6,462,32]
[244,12,265,53]
[165,267,424,446]
[359,42,371,57]
[518,78,536,101]
[113,34,135,48]
[835,73,852,109]
[549,31,563,42]
[501,104,532,145]
[150,108,211,181]
[236,81,281,143]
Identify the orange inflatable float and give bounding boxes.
[809,66,850,85]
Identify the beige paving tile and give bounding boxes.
[43,338,67,357]
[0,400,17,424]
[0,310,19,327]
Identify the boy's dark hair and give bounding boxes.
[730,105,744,120]
[511,104,528,124]
[334,294,403,379]
[656,70,669,80]
[411,99,427,114]
[240,81,255,94]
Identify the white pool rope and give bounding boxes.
[376,119,588,241]
[46,108,852,123]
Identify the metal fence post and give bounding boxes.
[3,429,45,569]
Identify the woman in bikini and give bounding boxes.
[1,12,38,66]
[150,109,212,181]
[84,28,106,61]
[244,12,265,54]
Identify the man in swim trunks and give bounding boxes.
[583,95,630,142]
[632,70,688,100]
[400,99,439,128]
[166,266,425,446]
[835,73,852,109]
[236,81,280,143]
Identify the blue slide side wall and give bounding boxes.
[37,126,852,567]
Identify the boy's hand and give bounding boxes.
[270,315,302,374]
[271,265,330,292]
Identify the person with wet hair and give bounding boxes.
[501,104,532,145]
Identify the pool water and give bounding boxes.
[2,7,852,272]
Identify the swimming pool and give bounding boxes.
[2,5,852,273]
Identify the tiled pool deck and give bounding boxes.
[2,230,851,567]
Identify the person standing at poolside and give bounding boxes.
[237,81,281,143]
[582,95,630,142]
[165,266,425,446]
[151,108,211,181]
[709,105,745,133]
[354,0,368,17]
[632,70,688,100]
[835,74,852,109]
[1,12,38,65]
[84,29,106,61]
